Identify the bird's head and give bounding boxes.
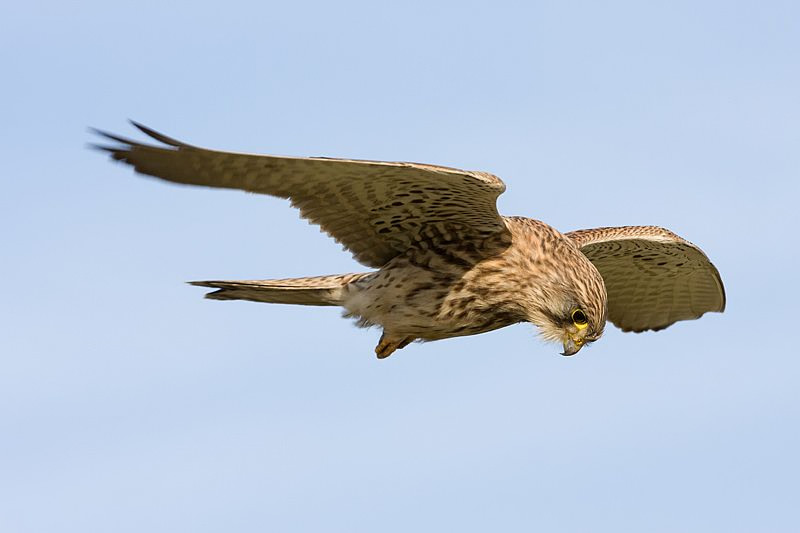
[526,242,607,356]
[557,305,605,356]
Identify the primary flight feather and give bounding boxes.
[93,122,725,357]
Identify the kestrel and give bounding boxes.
[92,122,726,358]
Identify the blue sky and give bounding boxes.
[1,1,798,531]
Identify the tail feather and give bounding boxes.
[189,273,369,306]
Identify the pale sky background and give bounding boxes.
[1,1,798,532]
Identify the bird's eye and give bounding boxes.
[572,309,588,329]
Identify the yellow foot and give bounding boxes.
[375,333,415,359]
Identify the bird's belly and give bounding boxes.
[341,264,520,340]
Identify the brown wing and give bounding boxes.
[92,122,509,268]
[566,226,726,332]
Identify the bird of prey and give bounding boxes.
[92,122,726,358]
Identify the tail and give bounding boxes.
[189,273,370,306]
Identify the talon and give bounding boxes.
[397,337,414,349]
[375,333,415,359]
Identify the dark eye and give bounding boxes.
[571,309,588,327]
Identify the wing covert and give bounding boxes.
[566,226,726,332]
[92,122,509,267]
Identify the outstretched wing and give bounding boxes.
[92,122,509,268]
[566,226,726,332]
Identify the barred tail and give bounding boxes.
[189,273,370,306]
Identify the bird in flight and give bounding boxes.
[92,122,725,358]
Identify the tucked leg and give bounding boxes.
[397,337,414,349]
[375,332,416,359]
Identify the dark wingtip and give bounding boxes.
[129,120,186,147]
[86,142,129,161]
[86,143,117,153]
[187,281,217,288]
[186,281,231,300]
[89,127,138,146]
[204,290,234,300]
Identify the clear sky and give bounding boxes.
[1,1,798,532]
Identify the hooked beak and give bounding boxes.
[561,337,584,357]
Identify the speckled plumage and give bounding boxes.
[93,122,725,357]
